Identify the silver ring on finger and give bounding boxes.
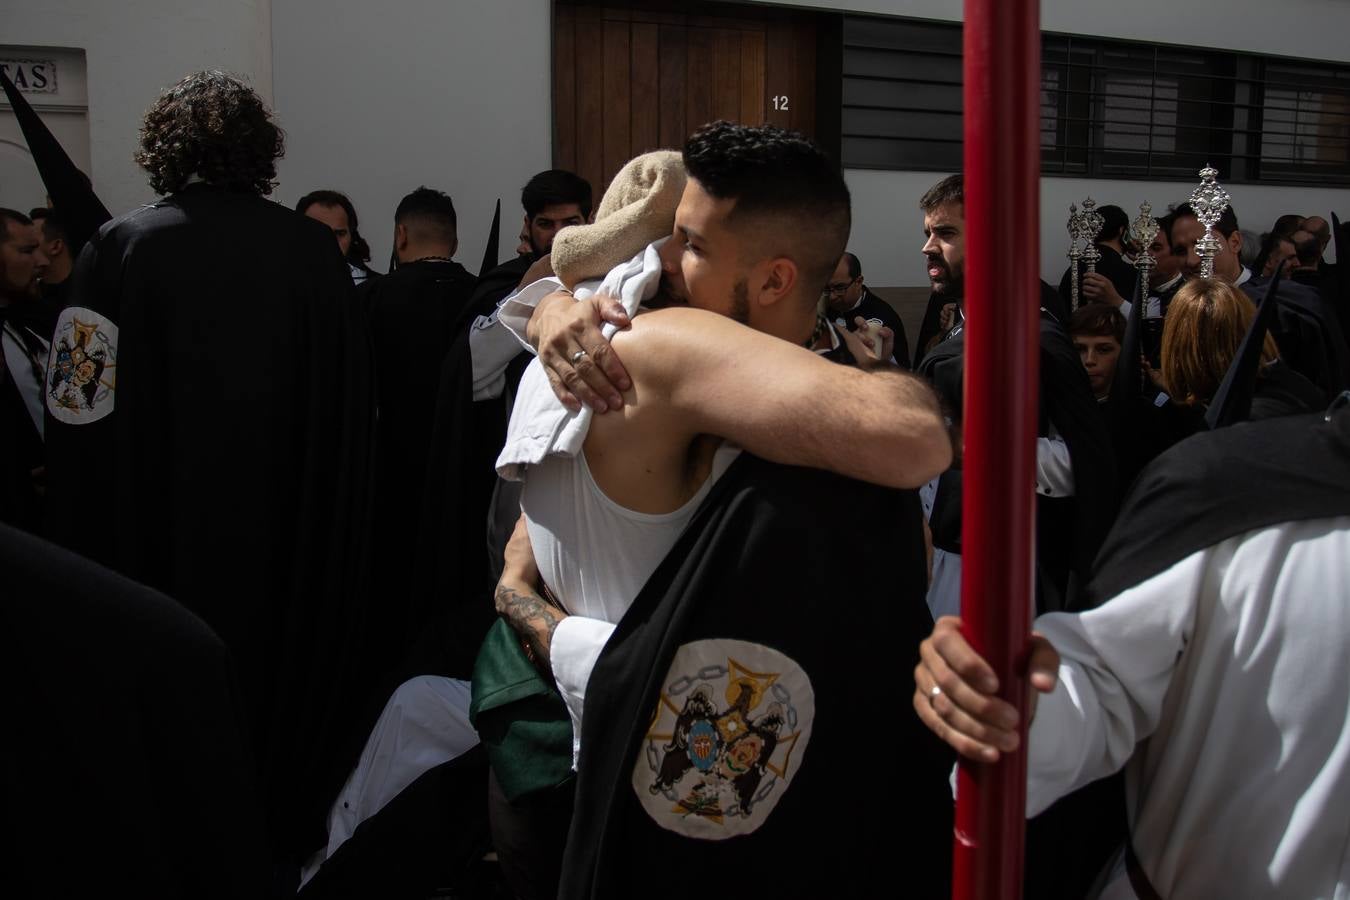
[929,684,943,701]
[571,349,588,364]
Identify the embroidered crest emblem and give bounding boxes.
[46,307,117,424]
[632,638,814,840]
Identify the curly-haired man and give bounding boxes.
[42,70,377,870]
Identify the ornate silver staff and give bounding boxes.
[1067,202,1082,311]
[1132,201,1159,307]
[1080,197,1104,280]
[1189,164,1232,279]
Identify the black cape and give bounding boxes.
[41,183,377,860]
[1058,245,1138,315]
[0,522,268,898]
[358,259,479,679]
[0,311,46,531]
[1084,398,1350,608]
[917,311,1118,611]
[1243,274,1350,401]
[914,280,1065,369]
[830,287,911,368]
[559,455,953,899]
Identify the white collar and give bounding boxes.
[1153,271,1183,294]
[1236,267,1252,287]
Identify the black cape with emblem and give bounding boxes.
[40,183,377,862]
[0,522,269,898]
[558,454,953,899]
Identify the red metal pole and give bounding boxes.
[953,1,1040,899]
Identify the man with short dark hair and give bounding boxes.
[499,124,955,898]
[0,208,50,529]
[1259,232,1298,280]
[520,169,592,260]
[915,174,1116,618]
[354,186,485,706]
[1062,203,1139,312]
[27,208,73,326]
[41,70,376,867]
[824,250,910,367]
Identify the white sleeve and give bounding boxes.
[469,312,526,401]
[1118,298,1132,320]
[1024,551,1203,816]
[1035,435,1075,497]
[549,615,618,766]
[498,276,564,353]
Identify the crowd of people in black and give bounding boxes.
[2,69,1348,900]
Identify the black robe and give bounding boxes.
[1084,402,1350,609]
[1058,245,1138,314]
[358,259,479,679]
[0,522,269,898]
[1243,274,1350,400]
[0,312,46,531]
[559,455,953,899]
[917,310,1119,612]
[41,182,377,861]
[830,287,911,368]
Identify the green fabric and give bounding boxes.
[469,619,574,802]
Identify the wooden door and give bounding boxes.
[554,1,830,197]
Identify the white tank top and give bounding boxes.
[521,443,742,623]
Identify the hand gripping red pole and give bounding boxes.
[953,1,1041,898]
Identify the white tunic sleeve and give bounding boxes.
[1025,551,1203,816]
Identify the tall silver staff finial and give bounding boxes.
[1080,197,1104,279]
[1067,202,1083,311]
[1131,201,1160,308]
[1189,164,1232,279]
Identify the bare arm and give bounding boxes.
[617,307,953,489]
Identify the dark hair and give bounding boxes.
[0,207,34,245]
[683,121,852,292]
[1252,231,1290,276]
[29,207,68,244]
[1292,229,1322,267]
[135,70,284,196]
[919,174,963,213]
[1095,205,1129,244]
[1272,214,1304,238]
[1152,211,1175,251]
[1172,202,1240,239]
[843,251,862,279]
[395,186,457,244]
[1069,303,1126,345]
[296,189,372,264]
[521,169,593,220]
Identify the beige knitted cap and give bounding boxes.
[551,150,687,288]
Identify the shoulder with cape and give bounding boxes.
[1084,403,1350,606]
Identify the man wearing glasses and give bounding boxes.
[824,251,911,368]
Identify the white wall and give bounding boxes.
[270,0,554,273]
[2,0,273,218]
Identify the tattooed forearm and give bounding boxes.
[495,583,566,662]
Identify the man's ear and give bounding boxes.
[450,236,459,257]
[1226,230,1244,257]
[394,223,409,254]
[48,238,65,258]
[754,257,800,308]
